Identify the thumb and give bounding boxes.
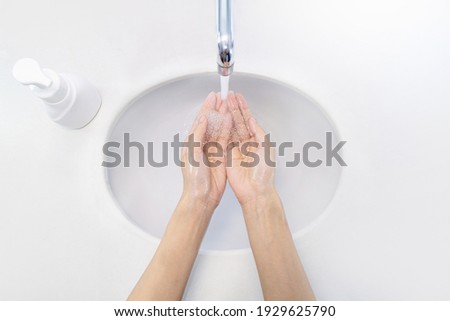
[248,117,265,143]
[191,115,207,164]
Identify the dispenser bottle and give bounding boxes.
[13,58,102,129]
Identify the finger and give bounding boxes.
[248,117,265,143]
[248,117,272,164]
[227,92,251,142]
[215,92,223,111]
[235,93,254,126]
[190,92,216,134]
[202,91,217,112]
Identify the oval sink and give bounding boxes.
[106,73,342,252]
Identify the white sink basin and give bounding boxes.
[106,73,342,252]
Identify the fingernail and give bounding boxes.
[199,115,206,123]
[207,92,216,106]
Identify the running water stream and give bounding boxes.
[220,75,229,100]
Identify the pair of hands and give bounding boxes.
[128,92,316,301]
[181,92,276,213]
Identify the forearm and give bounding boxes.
[242,190,315,301]
[128,196,213,300]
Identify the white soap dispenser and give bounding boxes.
[12,58,102,129]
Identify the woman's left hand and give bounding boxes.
[180,92,232,213]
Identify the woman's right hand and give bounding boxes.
[225,92,277,206]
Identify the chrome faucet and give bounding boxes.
[216,0,234,76]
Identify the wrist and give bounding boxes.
[241,187,282,217]
[178,192,216,219]
[237,183,277,206]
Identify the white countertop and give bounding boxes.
[1,0,450,300]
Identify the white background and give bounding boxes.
[0,0,450,300]
[1,301,450,320]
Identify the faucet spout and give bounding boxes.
[217,0,234,76]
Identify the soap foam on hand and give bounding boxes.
[205,109,226,142]
[205,112,243,149]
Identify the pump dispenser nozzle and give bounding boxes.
[13,58,101,129]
